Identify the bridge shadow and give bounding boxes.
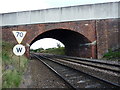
[30,29,92,58]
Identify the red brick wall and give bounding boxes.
[96,19,119,58]
[2,19,119,59]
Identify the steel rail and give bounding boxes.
[44,55,120,73]
[52,57,120,73]
[32,53,76,90]
[54,55,120,67]
[36,54,120,88]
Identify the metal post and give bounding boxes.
[19,56,20,73]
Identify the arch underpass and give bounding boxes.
[30,29,92,58]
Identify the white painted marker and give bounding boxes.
[13,44,26,56]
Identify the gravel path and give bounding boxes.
[20,59,69,88]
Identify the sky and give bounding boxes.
[0,0,119,13]
[1,0,119,49]
[30,38,64,50]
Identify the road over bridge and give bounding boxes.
[0,1,120,59]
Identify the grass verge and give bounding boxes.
[2,41,28,88]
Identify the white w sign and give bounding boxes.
[13,44,26,56]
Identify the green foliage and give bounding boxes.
[57,43,62,48]
[2,41,28,88]
[2,42,13,63]
[3,70,21,88]
[42,47,65,55]
[103,49,120,60]
[30,48,44,53]
[31,47,65,55]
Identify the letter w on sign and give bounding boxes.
[16,47,23,53]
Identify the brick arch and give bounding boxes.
[29,28,92,45]
[26,20,96,45]
[21,21,97,58]
[29,28,95,58]
[1,20,96,58]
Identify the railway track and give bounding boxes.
[31,53,120,89]
[44,54,120,74]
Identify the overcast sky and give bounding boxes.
[0,0,119,13]
[30,38,64,49]
[1,0,119,49]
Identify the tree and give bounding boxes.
[57,43,61,48]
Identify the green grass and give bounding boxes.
[103,49,120,60]
[3,70,21,88]
[2,41,28,88]
[35,47,65,55]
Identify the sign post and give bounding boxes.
[12,31,27,72]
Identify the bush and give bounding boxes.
[31,47,65,55]
[41,47,65,55]
[103,49,120,60]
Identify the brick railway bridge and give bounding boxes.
[0,2,120,59]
